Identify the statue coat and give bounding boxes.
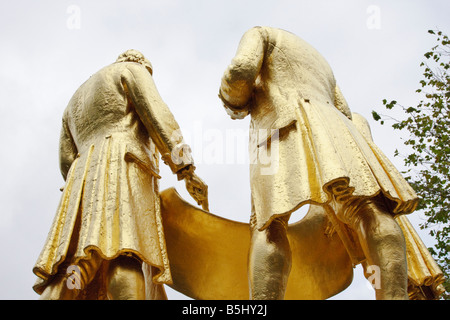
[33,61,190,295]
[220,26,418,231]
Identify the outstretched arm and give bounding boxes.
[121,63,208,210]
[219,27,266,119]
[121,63,192,174]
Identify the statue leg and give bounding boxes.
[351,199,408,300]
[142,265,168,300]
[39,251,103,300]
[248,215,292,300]
[107,255,146,300]
[39,273,79,300]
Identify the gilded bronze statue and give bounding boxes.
[218,26,420,300]
[33,30,445,301]
[32,49,208,300]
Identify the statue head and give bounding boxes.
[116,49,153,75]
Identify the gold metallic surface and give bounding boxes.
[219,26,427,300]
[160,188,353,300]
[32,30,444,300]
[352,112,445,299]
[160,188,444,300]
[397,215,445,299]
[33,50,207,299]
[219,27,418,230]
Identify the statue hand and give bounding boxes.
[184,172,209,212]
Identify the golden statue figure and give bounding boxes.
[218,26,421,300]
[32,33,444,301]
[32,49,208,300]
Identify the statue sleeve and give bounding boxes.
[121,64,193,174]
[219,27,266,117]
[59,111,78,181]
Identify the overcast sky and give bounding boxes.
[0,0,448,300]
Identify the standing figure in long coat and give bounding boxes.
[219,26,418,300]
[33,49,208,300]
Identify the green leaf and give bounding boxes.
[371,111,381,121]
[380,29,450,298]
